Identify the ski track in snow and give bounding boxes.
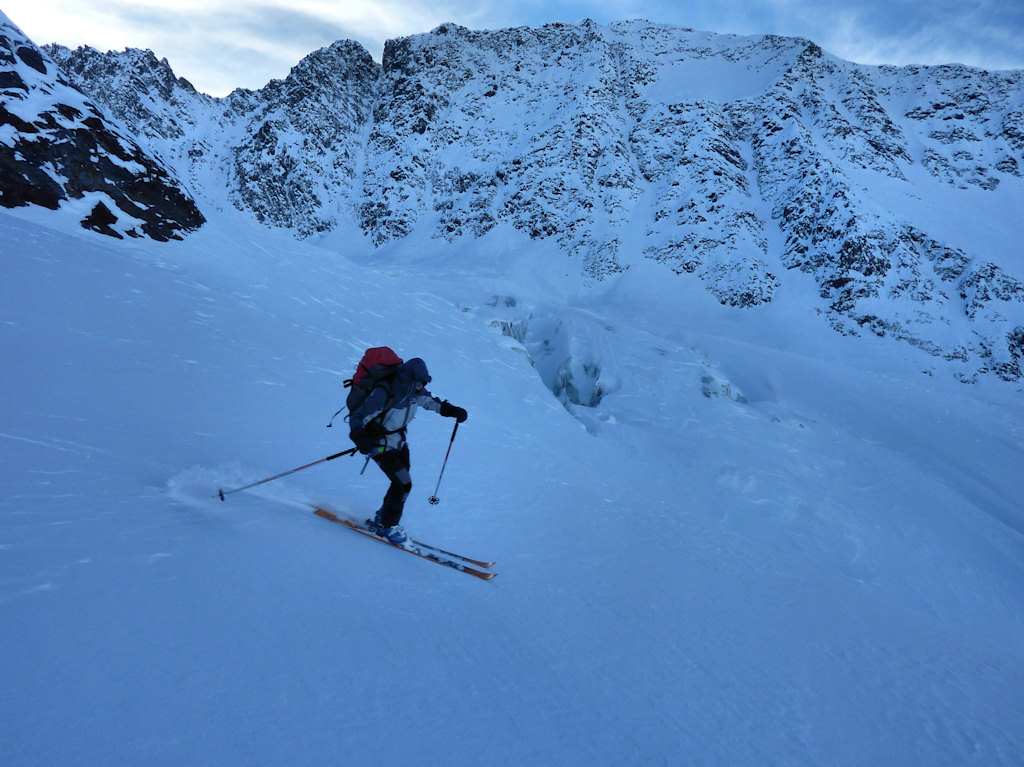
[1,209,1024,766]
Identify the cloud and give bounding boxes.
[99,1,381,93]
[815,0,1024,69]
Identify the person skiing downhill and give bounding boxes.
[348,357,467,544]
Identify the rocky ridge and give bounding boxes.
[0,12,203,240]
[46,38,379,237]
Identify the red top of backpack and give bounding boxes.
[352,346,403,385]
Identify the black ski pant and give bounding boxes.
[373,445,412,527]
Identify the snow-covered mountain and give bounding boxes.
[0,13,203,240]
[43,35,378,238]
[37,20,1024,386]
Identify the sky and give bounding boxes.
[4,0,1024,96]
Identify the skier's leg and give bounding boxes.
[374,446,412,527]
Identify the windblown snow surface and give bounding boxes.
[2,200,1024,766]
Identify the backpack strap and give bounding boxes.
[361,378,398,429]
[326,405,346,428]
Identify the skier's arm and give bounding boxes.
[418,390,443,414]
[428,392,467,422]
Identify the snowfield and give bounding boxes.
[2,204,1023,766]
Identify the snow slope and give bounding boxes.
[2,204,1024,766]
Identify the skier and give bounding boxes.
[348,357,467,544]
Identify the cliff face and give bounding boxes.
[0,12,203,240]
[23,20,1024,382]
[46,38,380,237]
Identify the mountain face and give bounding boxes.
[45,38,379,237]
[19,20,1024,383]
[0,12,203,240]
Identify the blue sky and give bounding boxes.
[5,0,1024,96]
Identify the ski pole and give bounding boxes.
[217,447,358,500]
[428,421,459,505]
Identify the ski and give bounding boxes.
[313,509,497,581]
[310,506,494,567]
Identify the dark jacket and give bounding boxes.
[350,358,442,453]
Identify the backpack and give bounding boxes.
[331,346,403,428]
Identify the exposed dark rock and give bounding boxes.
[1,13,204,241]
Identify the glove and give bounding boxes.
[440,401,468,423]
[349,427,378,455]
